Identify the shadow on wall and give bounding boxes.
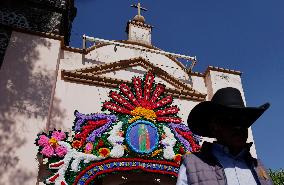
[0,33,66,185]
[48,97,67,131]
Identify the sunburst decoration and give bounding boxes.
[103,72,182,123]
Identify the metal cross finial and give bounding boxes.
[131,2,147,16]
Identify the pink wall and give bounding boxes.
[0,31,61,185]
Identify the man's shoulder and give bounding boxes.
[181,151,221,175]
[183,152,203,160]
[182,151,215,165]
[182,152,200,162]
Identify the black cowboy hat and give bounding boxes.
[187,87,270,138]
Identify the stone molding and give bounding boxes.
[61,57,207,101]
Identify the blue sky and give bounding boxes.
[70,0,284,169]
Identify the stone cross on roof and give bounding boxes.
[131,2,147,16]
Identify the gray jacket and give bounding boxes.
[182,142,273,185]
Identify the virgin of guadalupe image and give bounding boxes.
[138,124,151,152]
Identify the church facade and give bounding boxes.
[0,4,256,185]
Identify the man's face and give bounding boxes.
[212,122,248,149]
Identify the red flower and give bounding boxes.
[99,148,110,157]
[179,146,185,154]
[72,140,82,149]
[96,139,104,150]
[174,154,182,165]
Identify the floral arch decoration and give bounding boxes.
[35,72,201,185]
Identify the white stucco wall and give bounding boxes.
[173,99,200,123]
[84,45,190,81]
[206,70,245,101]
[49,78,113,131]
[191,75,207,95]
[0,31,61,185]
[128,24,151,45]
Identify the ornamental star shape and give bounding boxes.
[103,72,182,124]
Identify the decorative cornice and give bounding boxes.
[77,40,191,76]
[186,66,242,77]
[128,20,153,29]
[67,57,203,95]
[62,71,205,101]
[61,57,206,101]
[204,66,242,76]
[117,40,190,74]
[63,46,84,54]
[118,40,154,49]
[189,71,204,77]
[125,20,153,36]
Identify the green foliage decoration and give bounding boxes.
[269,169,284,185]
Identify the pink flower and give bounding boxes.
[41,145,54,158]
[85,143,93,154]
[38,135,49,147]
[52,131,66,141]
[37,131,68,158]
[55,146,68,157]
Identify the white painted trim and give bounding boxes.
[83,35,197,61]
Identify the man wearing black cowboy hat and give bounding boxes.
[176,87,273,185]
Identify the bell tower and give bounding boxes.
[126,2,153,45]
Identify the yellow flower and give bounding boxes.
[49,137,58,147]
[151,149,162,157]
[129,107,157,123]
[128,116,141,123]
